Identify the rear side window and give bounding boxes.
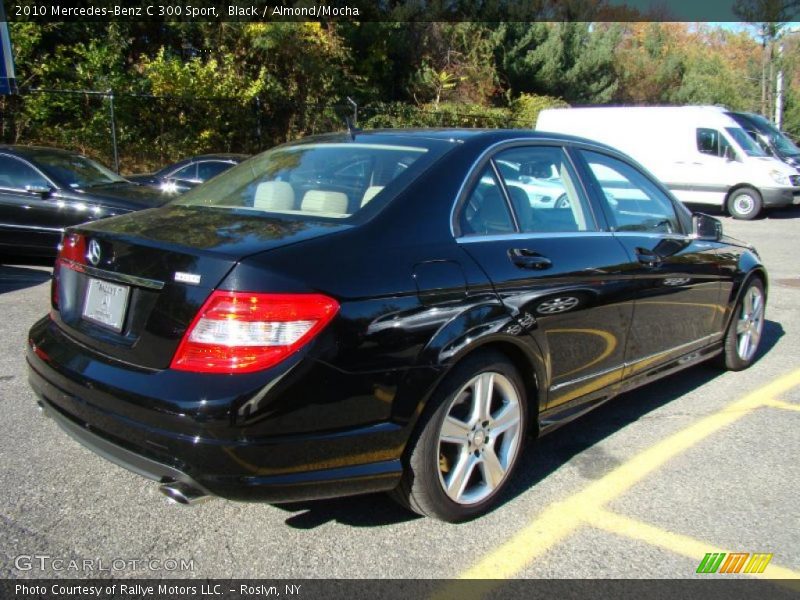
[176,143,432,219]
[493,146,594,233]
[459,166,515,235]
[579,150,681,234]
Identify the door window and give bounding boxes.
[197,161,233,181]
[459,166,515,236]
[0,155,50,190]
[493,146,594,233]
[579,150,681,234]
[696,128,733,158]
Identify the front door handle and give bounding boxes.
[509,249,552,270]
[635,247,662,267]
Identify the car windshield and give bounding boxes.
[725,127,767,157]
[175,141,440,220]
[34,152,126,188]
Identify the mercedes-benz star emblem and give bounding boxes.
[87,239,102,266]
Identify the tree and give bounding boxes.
[495,22,621,104]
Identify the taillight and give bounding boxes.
[52,232,86,312]
[170,291,339,374]
[59,232,87,265]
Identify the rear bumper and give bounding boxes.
[27,317,407,503]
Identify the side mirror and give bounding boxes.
[692,213,722,241]
[723,145,738,162]
[25,184,53,196]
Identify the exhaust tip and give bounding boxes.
[159,482,210,506]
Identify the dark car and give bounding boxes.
[127,154,248,194]
[0,145,169,257]
[27,130,767,521]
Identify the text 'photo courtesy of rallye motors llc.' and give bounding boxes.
[27,128,768,522]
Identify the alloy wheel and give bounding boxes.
[437,372,523,505]
[736,285,765,361]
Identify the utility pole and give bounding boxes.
[775,53,783,129]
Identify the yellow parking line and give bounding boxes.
[457,368,800,580]
[762,398,800,412]
[587,509,800,581]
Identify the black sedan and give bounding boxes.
[127,153,248,194]
[27,130,767,521]
[0,145,169,257]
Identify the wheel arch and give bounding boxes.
[723,265,768,332]
[432,336,546,434]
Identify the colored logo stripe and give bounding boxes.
[697,552,773,574]
[697,553,726,573]
[719,553,749,574]
[744,554,773,574]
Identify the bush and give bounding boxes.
[510,93,570,128]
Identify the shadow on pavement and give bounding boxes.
[274,320,784,529]
[0,263,53,294]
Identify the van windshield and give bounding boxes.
[725,127,767,157]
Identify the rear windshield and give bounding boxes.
[175,142,438,220]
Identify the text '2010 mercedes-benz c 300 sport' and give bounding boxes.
[27,130,768,521]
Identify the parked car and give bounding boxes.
[726,110,800,170]
[28,130,767,521]
[127,154,248,194]
[536,105,800,219]
[0,145,170,257]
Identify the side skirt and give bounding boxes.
[537,342,723,437]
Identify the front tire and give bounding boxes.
[716,278,766,371]
[391,352,528,522]
[727,187,763,220]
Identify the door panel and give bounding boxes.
[0,155,61,252]
[460,234,635,408]
[575,149,724,373]
[456,144,636,410]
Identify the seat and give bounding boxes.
[301,190,349,214]
[253,181,295,211]
[360,186,384,207]
[462,185,514,235]
[506,185,533,230]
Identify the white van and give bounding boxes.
[536,106,800,219]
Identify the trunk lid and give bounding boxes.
[53,206,350,369]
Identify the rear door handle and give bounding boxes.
[635,247,661,267]
[509,249,552,270]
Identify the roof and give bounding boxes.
[0,144,87,159]
[189,153,249,161]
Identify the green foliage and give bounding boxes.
[363,102,517,129]
[510,93,570,127]
[0,21,782,172]
[496,22,621,104]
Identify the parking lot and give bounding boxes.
[1,208,799,581]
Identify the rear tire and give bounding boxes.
[727,187,763,220]
[391,351,528,522]
[716,278,766,371]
